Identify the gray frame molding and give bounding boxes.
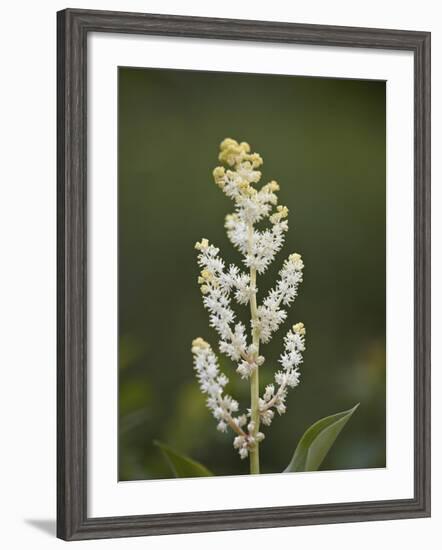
[57,8,431,541]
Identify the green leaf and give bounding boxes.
[154,440,213,478]
[284,403,360,473]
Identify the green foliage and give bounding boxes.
[284,404,359,472]
[154,440,213,478]
[155,404,359,477]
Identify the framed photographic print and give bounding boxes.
[57,8,431,541]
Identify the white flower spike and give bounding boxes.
[192,138,306,472]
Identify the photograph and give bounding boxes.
[0,1,435,547]
[118,67,387,481]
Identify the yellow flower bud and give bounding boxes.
[195,238,209,251]
[249,152,263,168]
[191,337,210,352]
[292,322,306,335]
[268,180,280,192]
[289,253,304,269]
[220,137,238,150]
[213,166,226,187]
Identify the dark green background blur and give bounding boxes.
[118,67,386,481]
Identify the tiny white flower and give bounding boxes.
[263,384,275,401]
[260,409,275,426]
[239,447,249,459]
[247,421,256,433]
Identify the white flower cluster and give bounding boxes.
[195,238,265,379]
[191,138,306,461]
[255,253,304,343]
[192,337,262,456]
[258,323,306,426]
[216,152,288,276]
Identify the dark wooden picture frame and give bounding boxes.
[57,8,431,541]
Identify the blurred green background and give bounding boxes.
[118,67,386,481]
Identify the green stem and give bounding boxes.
[249,362,260,474]
[248,226,260,475]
